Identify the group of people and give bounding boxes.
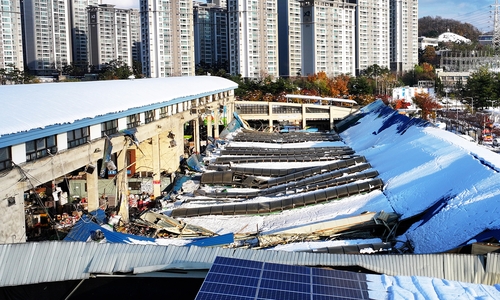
[128,192,155,211]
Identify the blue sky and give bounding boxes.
[419,0,493,32]
[106,0,494,33]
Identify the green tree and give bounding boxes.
[99,60,132,80]
[195,60,229,77]
[361,64,390,94]
[362,64,390,78]
[7,66,28,84]
[132,60,143,78]
[61,62,89,77]
[0,68,7,85]
[348,76,372,102]
[466,67,496,110]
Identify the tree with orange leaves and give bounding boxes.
[392,99,411,110]
[329,74,350,97]
[412,92,441,121]
[302,72,351,98]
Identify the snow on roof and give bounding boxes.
[438,31,471,44]
[341,101,500,253]
[168,100,500,255]
[0,76,237,137]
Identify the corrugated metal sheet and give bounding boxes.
[482,252,500,285]
[0,241,498,287]
[63,216,156,243]
[189,233,234,247]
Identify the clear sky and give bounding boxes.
[105,0,494,33]
[418,0,493,33]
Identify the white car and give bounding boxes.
[493,137,500,147]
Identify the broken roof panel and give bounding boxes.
[63,215,156,244]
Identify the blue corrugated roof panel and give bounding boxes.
[88,209,107,224]
[63,215,155,244]
[189,233,234,247]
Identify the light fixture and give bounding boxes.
[168,131,175,139]
[85,164,96,174]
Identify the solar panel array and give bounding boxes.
[195,256,375,300]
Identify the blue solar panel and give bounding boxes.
[195,257,373,300]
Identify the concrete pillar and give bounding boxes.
[214,109,220,138]
[268,102,273,130]
[226,100,233,124]
[0,190,26,244]
[86,162,99,212]
[152,134,161,198]
[302,105,307,129]
[207,112,213,139]
[329,106,335,130]
[193,118,201,153]
[116,144,129,223]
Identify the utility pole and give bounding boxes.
[493,0,500,49]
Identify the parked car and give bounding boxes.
[493,137,500,147]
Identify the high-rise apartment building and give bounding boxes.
[0,1,24,72]
[70,0,101,70]
[300,0,357,77]
[207,0,227,8]
[22,0,72,75]
[87,5,139,70]
[140,0,195,78]
[129,9,141,65]
[390,0,418,73]
[193,2,228,68]
[356,0,390,74]
[278,0,301,78]
[227,0,279,79]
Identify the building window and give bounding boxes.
[0,146,12,171]
[160,107,168,118]
[26,136,57,162]
[145,110,155,124]
[127,114,140,128]
[102,119,118,137]
[67,127,90,148]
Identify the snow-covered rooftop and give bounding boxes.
[438,31,471,44]
[167,100,500,255]
[0,76,237,138]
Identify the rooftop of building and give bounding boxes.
[0,76,238,148]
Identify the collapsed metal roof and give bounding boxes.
[0,241,498,287]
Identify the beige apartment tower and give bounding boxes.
[300,0,357,77]
[70,0,101,70]
[278,0,302,78]
[87,4,140,70]
[22,0,72,75]
[140,0,195,77]
[0,1,24,72]
[227,0,279,78]
[390,0,418,73]
[356,0,390,74]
